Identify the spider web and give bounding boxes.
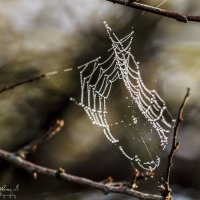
[46,22,175,170]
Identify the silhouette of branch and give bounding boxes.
[106,0,200,23]
[0,149,163,200]
[0,74,46,94]
[17,119,64,159]
[159,88,190,199]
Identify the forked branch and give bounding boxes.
[17,119,64,159]
[0,149,162,200]
[106,0,200,23]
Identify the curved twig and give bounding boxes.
[0,149,163,200]
[106,0,200,23]
[0,74,46,94]
[17,119,64,159]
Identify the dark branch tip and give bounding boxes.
[176,14,188,23]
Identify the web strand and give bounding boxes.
[45,22,175,170]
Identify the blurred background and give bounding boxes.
[0,0,200,200]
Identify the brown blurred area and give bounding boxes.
[0,1,200,200]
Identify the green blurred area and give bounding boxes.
[0,1,200,200]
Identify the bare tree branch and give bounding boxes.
[0,149,163,200]
[159,88,190,199]
[106,0,200,23]
[0,74,46,94]
[17,119,64,159]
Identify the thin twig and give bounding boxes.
[130,167,155,189]
[0,74,46,94]
[106,0,200,23]
[17,119,64,159]
[160,88,190,199]
[0,149,163,200]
